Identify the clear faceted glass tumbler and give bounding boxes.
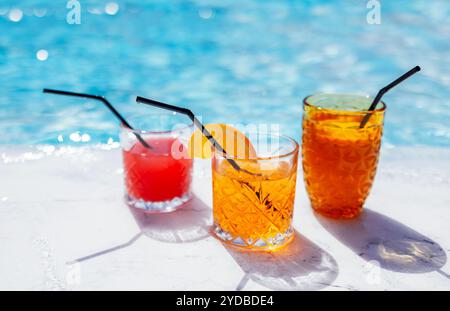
[120,113,193,213]
[212,132,299,251]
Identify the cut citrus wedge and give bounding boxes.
[187,124,257,159]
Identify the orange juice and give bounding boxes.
[302,94,385,218]
[211,133,299,250]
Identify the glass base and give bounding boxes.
[126,192,191,213]
[312,205,363,219]
[212,223,294,251]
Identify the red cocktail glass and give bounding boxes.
[120,113,193,213]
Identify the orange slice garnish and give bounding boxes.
[187,124,257,159]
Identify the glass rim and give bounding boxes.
[120,121,194,135]
[303,93,387,114]
[213,132,299,161]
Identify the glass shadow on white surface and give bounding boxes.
[224,231,339,291]
[129,194,211,243]
[316,209,447,274]
[67,194,211,264]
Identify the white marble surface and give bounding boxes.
[0,145,449,291]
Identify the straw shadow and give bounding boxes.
[316,209,447,274]
[67,195,210,263]
[224,231,339,291]
[129,194,211,243]
[67,232,143,264]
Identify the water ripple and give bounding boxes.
[0,0,449,146]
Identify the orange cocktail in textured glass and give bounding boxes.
[211,132,299,250]
[302,94,386,218]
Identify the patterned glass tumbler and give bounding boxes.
[302,94,386,219]
[120,113,193,213]
[212,132,299,251]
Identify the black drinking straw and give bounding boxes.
[135,96,259,176]
[359,66,421,128]
[43,88,152,149]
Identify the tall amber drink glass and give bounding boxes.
[212,133,299,251]
[302,94,386,219]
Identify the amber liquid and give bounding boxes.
[212,160,297,249]
[302,111,383,218]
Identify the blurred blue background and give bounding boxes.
[0,0,449,146]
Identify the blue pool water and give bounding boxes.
[0,0,450,147]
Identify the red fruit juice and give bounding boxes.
[122,136,192,202]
